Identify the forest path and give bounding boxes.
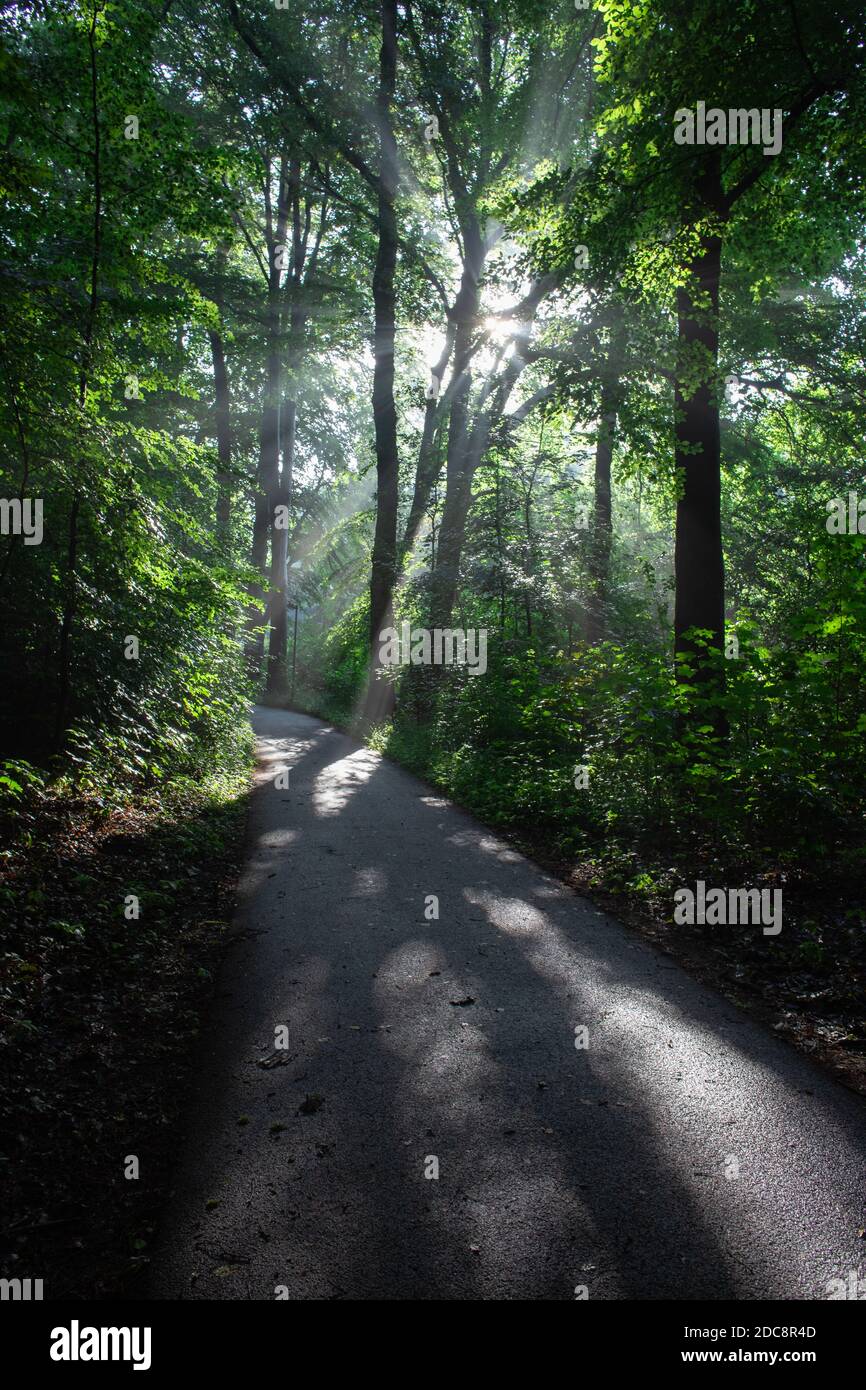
[148,706,866,1300]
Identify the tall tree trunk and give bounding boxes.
[674,155,726,697]
[246,336,280,670]
[266,397,294,694]
[428,388,496,629]
[266,156,309,697]
[208,327,232,541]
[400,324,455,562]
[428,278,542,635]
[208,245,232,542]
[247,155,289,673]
[585,307,625,644]
[246,488,270,665]
[363,0,400,725]
[255,312,280,670]
[427,234,484,629]
[54,496,80,752]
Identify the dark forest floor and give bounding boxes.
[0,776,249,1299]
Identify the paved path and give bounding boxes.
[148,707,866,1300]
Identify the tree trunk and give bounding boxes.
[266,398,294,695]
[247,155,289,673]
[427,235,484,629]
[363,0,400,725]
[54,496,80,752]
[246,489,270,665]
[266,156,310,697]
[673,156,726,696]
[400,325,455,562]
[208,327,232,541]
[585,308,625,644]
[246,334,280,671]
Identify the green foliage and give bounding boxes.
[0,0,253,790]
[325,604,866,877]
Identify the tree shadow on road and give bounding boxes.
[146,708,866,1301]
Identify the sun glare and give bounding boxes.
[484,315,519,343]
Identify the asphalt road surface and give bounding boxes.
[148,706,866,1300]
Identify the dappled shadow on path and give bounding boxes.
[146,709,866,1301]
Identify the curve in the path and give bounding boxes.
[147,707,866,1300]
